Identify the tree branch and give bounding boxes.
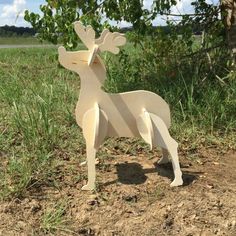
[182,43,225,58]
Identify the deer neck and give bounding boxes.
[80,76,103,94]
[78,65,106,99]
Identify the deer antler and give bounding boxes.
[95,29,110,45]
[98,32,126,54]
[74,21,126,54]
[74,21,95,50]
[73,22,126,65]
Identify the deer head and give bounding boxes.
[58,21,126,74]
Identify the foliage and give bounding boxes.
[24,1,225,47]
[24,0,104,48]
[105,30,235,136]
[24,0,180,47]
[24,0,235,72]
[24,0,236,74]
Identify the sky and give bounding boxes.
[0,0,219,27]
[0,0,44,27]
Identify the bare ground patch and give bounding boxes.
[0,148,236,236]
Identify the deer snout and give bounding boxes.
[58,46,85,72]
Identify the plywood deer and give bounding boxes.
[58,22,183,190]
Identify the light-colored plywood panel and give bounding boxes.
[58,21,183,190]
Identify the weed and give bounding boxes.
[40,200,71,234]
[148,186,166,203]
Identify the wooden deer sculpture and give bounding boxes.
[58,22,183,190]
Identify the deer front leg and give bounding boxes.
[82,145,97,190]
[81,103,108,190]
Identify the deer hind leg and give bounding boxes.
[136,110,183,187]
[81,103,108,190]
[167,143,183,187]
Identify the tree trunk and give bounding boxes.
[221,0,236,63]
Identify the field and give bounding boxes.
[0,47,236,235]
[0,37,46,45]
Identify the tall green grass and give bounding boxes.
[0,45,235,199]
[0,48,84,198]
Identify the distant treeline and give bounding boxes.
[0,25,36,37]
[0,25,202,38]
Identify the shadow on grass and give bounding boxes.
[115,162,148,184]
[154,162,202,186]
[104,162,202,187]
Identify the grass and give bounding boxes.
[40,200,71,234]
[0,47,84,199]
[0,45,235,201]
[0,36,48,45]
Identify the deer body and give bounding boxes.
[58,22,183,190]
[77,89,170,138]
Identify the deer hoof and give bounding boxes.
[81,184,95,191]
[170,177,183,187]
